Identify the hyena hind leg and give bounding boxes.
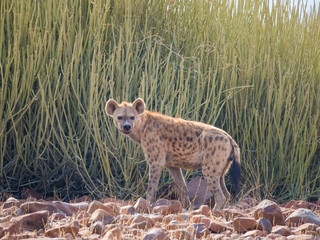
[166,166,191,208]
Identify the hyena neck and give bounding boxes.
[127,111,150,144]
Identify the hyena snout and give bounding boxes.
[122,123,132,132]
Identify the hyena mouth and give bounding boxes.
[121,129,132,134]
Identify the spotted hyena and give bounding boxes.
[105,98,240,210]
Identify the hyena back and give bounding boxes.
[105,98,240,210]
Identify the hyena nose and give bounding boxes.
[123,124,131,131]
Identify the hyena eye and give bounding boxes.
[117,116,123,120]
[130,116,135,120]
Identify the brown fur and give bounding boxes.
[105,98,240,210]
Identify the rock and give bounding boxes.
[286,208,320,227]
[243,229,267,238]
[287,234,316,240]
[90,221,104,234]
[153,205,170,215]
[222,208,246,220]
[284,200,320,210]
[2,206,20,217]
[53,201,89,216]
[134,198,151,214]
[293,223,318,235]
[101,226,122,239]
[253,199,285,226]
[187,176,214,209]
[11,210,49,231]
[317,226,320,236]
[177,213,192,222]
[1,197,20,209]
[89,209,115,225]
[169,200,182,214]
[232,217,256,233]
[208,219,232,233]
[21,187,42,199]
[76,210,91,226]
[20,202,58,215]
[152,199,171,208]
[171,229,192,240]
[191,215,211,228]
[187,222,210,238]
[120,205,136,215]
[271,225,292,236]
[267,233,288,240]
[166,220,190,230]
[163,214,181,224]
[142,228,169,240]
[45,220,80,237]
[256,217,272,233]
[129,215,155,228]
[0,222,19,238]
[49,212,67,221]
[199,205,210,217]
[87,200,118,217]
[0,216,11,223]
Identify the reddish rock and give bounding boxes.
[187,176,214,209]
[169,200,182,214]
[242,229,267,238]
[191,215,211,228]
[0,222,19,238]
[21,188,42,199]
[142,228,169,240]
[11,210,49,231]
[286,208,320,227]
[152,199,171,208]
[285,200,320,211]
[72,195,90,203]
[53,201,89,216]
[171,229,192,240]
[120,205,136,215]
[101,226,122,239]
[45,220,80,237]
[49,212,66,221]
[256,217,272,233]
[293,223,318,234]
[90,221,104,234]
[209,219,232,233]
[20,202,58,215]
[87,200,118,217]
[271,225,292,236]
[129,215,155,228]
[1,197,20,209]
[166,221,190,230]
[222,208,246,220]
[187,222,210,238]
[232,217,256,233]
[134,198,151,214]
[153,205,171,215]
[163,214,181,224]
[89,209,115,225]
[199,205,210,217]
[267,233,288,240]
[2,206,20,217]
[253,199,285,226]
[287,234,316,240]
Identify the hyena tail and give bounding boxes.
[228,139,241,193]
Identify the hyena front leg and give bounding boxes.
[146,161,164,204]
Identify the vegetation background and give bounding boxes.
[0,0,319,203]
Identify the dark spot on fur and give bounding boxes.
[215,136,220,141]
[218,145,221,150]
[216,161,220,165]
[184,132,187,137]
[220,136,224,141]
[206,153,210,159]
[225,138,228,142]
[169,137,172,142]
[209,136,213,143]
[213,170,216,173]
[196,131,201,137]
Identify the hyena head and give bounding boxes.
[105,98,145,134]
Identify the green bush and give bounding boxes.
[0,0,319,202]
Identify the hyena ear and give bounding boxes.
[105,99,119,116]
[132,98,145,115]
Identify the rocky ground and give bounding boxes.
[1,179,320,240]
